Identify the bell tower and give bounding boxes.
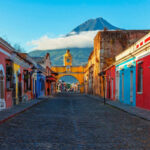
[64,49,72,66]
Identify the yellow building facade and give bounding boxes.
[13,63,21,105]
[83,34,101,95]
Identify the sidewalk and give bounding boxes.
[86,94,150,121]
[0,98,48,124]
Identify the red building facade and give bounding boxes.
[134,33,150,109]
[136,54,150,109]
[105,65,116,101]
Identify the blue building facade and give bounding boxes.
[116,58,136,106]
[36,73,45,98]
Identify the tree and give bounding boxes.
[13,43,25,52]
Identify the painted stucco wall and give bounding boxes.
[37,73,45,97]
[0,48,12,109]
[106,66,116,101]
[13,63,20,104]
[52,66,85,93]
[116,58,136,106]
[136,54,150,109]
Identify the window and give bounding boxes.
[6,63,13,89]
[111,79,113,99]
[24,70,31,92]
[28,73,31,90]
[24,71,28,92]
[122,73,124,100]
[137,63,143,92]
[0,70,4,99]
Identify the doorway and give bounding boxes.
[130,70,133,103]
[115,71,119,100]
[111,79,113,99]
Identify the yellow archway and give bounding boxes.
[51,66,84,93]
[51,50,85,93]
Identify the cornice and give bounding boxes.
[0,38,14,53]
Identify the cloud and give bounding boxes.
[27,30,99,50]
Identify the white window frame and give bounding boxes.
[0,64,6,110]
[137,63,143,93]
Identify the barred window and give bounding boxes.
[6,63,13,89]
[137,63,143,92]
[28,73,31,90]
[24,70,28,92]
[0,70,4,99]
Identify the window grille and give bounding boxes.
[137,63,143,92]
[0,71,4,99]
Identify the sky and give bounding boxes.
[0,0,150,52]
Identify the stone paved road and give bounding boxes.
[0,94,150,150]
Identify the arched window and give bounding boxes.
[0,70,4,99]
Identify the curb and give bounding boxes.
[106,102,150,121]
[0,99,47,125]
[86,94,150,121]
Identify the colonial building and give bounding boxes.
[104,32,150,108]
[104,65,116,101]
[11,52,33,104]
[0,38,14,110]
[32,53,57,96]
[133,33,150,109]
[115,47,136,106]
[85,30,150,97]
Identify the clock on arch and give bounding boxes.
[67,58,70,63]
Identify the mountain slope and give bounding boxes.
[29,48,93,66]
[70,17,121,33]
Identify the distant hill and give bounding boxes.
[29,47,93,66]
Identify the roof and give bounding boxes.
[0,37,15,53]
[37,64,46,73]
[16,52,33,65]
[31,57,45,64]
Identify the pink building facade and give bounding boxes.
[0,39,14,110]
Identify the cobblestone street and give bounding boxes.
[0,94,150,149]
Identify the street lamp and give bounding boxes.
[99,71,106,105]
